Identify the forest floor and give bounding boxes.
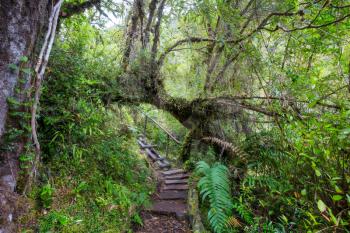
[134,137,191,233]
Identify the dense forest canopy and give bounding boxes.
[0,0,350,232]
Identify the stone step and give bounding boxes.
[164,179,188,185]
[163,184,189,191]
[164,173,190,180]
[147,200,187,219]
[158,191,188,200]
[161,169,184,176]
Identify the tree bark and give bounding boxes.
[0,0,50,231]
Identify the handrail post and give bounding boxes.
[136,107,181,144]
[143,116,148,136]
[165,134,169,157]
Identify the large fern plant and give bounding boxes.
[196,161,233,233]
[196,161,253,232]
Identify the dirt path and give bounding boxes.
[134,137,191,233]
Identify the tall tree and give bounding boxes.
[0,1,101,231]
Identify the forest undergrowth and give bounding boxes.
[9,1,350,233]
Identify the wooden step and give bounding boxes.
[164,179,188,185]
[145,148,159,161]
[137,140,143,147]
[156,157,166,161]
[147,200,187,218]
[161,169,184,176]
[138,139,157,150]
[163,184,189,190]
[157,160,171,169]
[141,145,157,149]
[158,191,188,200]
[164,173,190,180]
[137,138,148,147]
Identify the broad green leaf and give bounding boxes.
[332,195,343,201]
[301,189,307,196]
[315,169,321,177]
[317,199,327,212]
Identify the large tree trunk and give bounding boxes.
[0,0,50,231]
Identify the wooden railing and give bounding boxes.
[136,107,181,157]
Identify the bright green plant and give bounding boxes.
[39,211,69,232]
[40,183,54,209]
[196,161,233,233]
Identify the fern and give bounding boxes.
[232,200,253,225]
[196,161,233,233]
[226,216,242,228]
[202,137,248,162]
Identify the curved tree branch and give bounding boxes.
[60,0,102,18]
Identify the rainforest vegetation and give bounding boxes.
[0,0,350,232]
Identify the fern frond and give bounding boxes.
[232,200,253,225]
[226,216,242,228]
[196,161,233,233]
[195,160,211,175]
[202,137,248,162]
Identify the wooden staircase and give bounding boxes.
[135,136,190,233]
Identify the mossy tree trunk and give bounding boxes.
[0,1,51,231]
[0,1,101,231]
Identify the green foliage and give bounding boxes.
[19,17,154,232]
[236,127,350,232]
[196,161,256,232]
[196,161,233,233]
[40,183,54,209]
[232,200,253,225]
[39,211,69,233]
[15,0,350,232]
[131,213,143,226]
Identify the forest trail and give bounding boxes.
[134,136,191,233]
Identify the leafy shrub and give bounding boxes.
[20,18,154,232]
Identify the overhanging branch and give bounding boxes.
[60,0,102,18]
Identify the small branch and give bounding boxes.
[122,0,141,70]
[213,92,345,110]
[151,0,166,61]
[281,33,291,69]
[143,0,158,47]
[264,13,350,32]
[158,9,298,65]
[210,46,244,91]
[204,45,225,92]
[219,100,281,117]
[240,0,255,16]
[330,4,350,9]
[158,37,214,65]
